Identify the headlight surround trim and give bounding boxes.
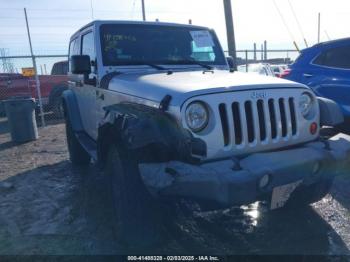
[299,92,315,118]
[185,101,209,133]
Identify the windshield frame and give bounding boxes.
[98,23,227,68]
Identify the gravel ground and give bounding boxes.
[0,118,349,255]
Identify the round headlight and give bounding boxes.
[185,101,209,132]
[299,93,313,117]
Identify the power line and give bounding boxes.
[272,0,300,52]
[287,0,308,47]
[131,0,137,19]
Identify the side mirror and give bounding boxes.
[226,56,235,70]
[71,55,91,75]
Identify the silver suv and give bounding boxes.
[63,20,350,243]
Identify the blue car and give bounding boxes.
[283,38,350,129]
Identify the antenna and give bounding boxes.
[90,0,94,20]
[287,0,308,47]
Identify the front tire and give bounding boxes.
[65,117,90,166]
[106,143,163,246]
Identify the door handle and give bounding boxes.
[303,73,313,78]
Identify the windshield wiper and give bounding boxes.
[130,61,168,71]
[175,59,214,70]
[145,63,168,70]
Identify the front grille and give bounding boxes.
[218,97,298,147]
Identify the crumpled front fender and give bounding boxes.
[97,102,206,166]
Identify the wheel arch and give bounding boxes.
[62,89,84,132]
[48,84,68,106]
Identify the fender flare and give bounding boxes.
[317,97,344,126]
[62,89,84,132]
[96,103,207,167]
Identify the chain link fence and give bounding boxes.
[234,49,299,65]
[0,54,68,135]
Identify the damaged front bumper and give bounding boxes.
[139,134,350,208]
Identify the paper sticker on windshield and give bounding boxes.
[190,30,214,48]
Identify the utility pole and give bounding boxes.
[24,8,45,127]
[318,13,321,43]
[223,0,237,70]
[141,0,146,21]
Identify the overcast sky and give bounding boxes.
[0,0,349,56]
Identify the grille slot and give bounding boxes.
[289,98,297,135]
[257,100,266,141]
[218,96,298,148]
[279,98,288,137]
[219,103,230,146]
[232,102,242,145]
[245,101,255,143]
[268,99,277,139]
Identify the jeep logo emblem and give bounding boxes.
[250,91,267,99]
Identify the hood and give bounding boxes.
[108,70,307,106]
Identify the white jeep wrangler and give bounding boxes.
[63,20,350,243]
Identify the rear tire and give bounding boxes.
[105,143,163,246]
[49,86,67,119]
[65,116,90,166]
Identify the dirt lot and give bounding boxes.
[0,117,350,255]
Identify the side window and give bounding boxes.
[81,32,95,72]
[51,63,61,75]
[313,52,326,65]
[68,38,80,71]
[314,46,350,69]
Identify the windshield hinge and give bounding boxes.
[159,95,172,111]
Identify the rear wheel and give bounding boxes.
[105,143,163,246]
[65,116,90,165]
[49,86,67,119]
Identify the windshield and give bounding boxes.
[100,24,226,67]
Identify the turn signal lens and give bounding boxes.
[310,122,318,135]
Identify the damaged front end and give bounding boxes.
[139,134,350,208]
[97,102,207,167]
[96,101,350,209]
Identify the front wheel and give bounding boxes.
[105,143,163,246]
[65,116,90,166]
